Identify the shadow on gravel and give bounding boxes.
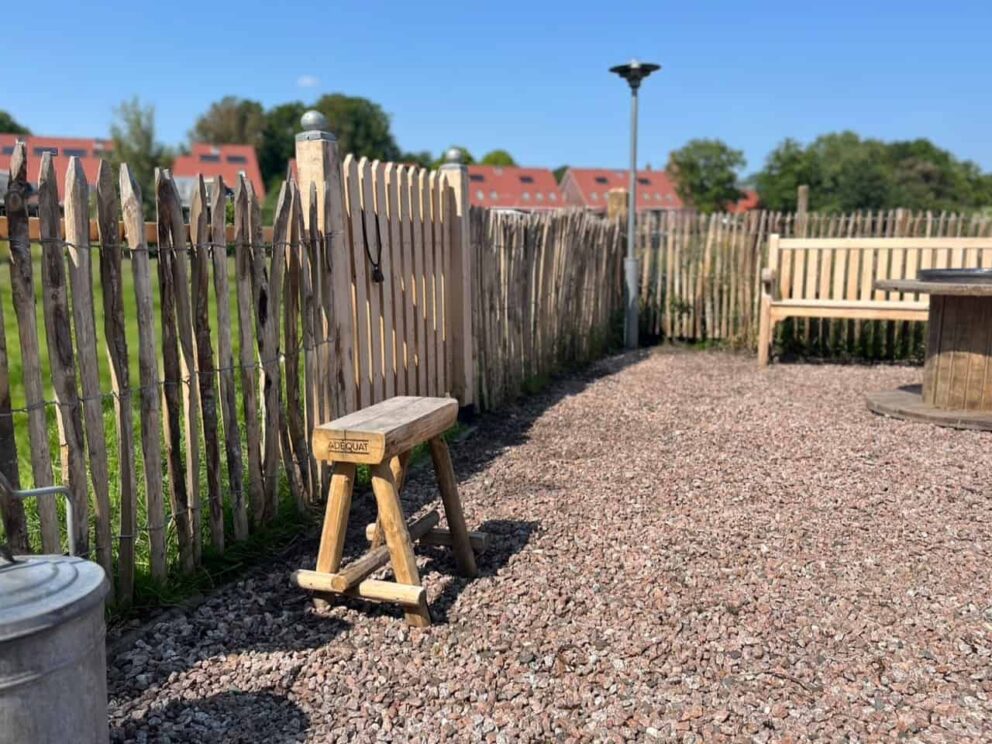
[111,690,309,744]
[424,518,539,625]
[328,349,652,569]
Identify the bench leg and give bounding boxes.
[370,461,431,627]
[758,300,773,368]
[371,451,411,549]
[428,436,478,578]
[316,462,355,574]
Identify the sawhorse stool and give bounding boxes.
[292,396,487,626]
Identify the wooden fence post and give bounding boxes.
[295,111,355,420]
[439,149,475,410]
[606,188,629,221]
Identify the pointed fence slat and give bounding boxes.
[0,274,27,553]
[96,161,138,605]
[160,171,203,564]
[121,165,167,581]
[250,181,284,519]
[64,159,113,584]
[233,178,265,527]
[4,143,58,552]
[190,177,224,552]
[38,154,89,558]
[156,170,195,574]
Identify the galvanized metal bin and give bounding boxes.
[0,554,110,744]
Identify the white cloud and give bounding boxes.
[297,74,320,89]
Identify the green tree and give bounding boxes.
[109,97,173,219]
[190,96,266,149]
[753,138,815,210]
[480,149,516,166]
[313,94,401,161]
[399,150,434,169]
[553,165,569,184]
[667,139,745,212]
[259,101,306,185]
[0,110,30,135]
[755,132,992,212]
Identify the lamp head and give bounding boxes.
[609,58,661,91]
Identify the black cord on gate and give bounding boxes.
[361,211,384,283]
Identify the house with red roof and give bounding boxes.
[560,168,683,212]
[466,165,561,211]
[561,167,759,213]
[0,134,112,200]
[172,143,266,205]
[729,189,761,213]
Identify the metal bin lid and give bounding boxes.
[0,554,109,642]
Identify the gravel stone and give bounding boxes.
[108,349,992,741]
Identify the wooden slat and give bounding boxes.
[233,177,265,528]
[120,166,167,580]
[64,159,113,582]
[386,164,406,395]
[345,155,373,408]
[0,248,26,552]
[189,177,224,552]
[374,162,397,399]
[425,172,440,396]
[413,169,429,396]
[209,177,248,541]
[252,181,286,519]
[360,160,384,403]
[161,173,205,562]
[285,180,309,501]
[299,186,320,496]
[38,155,90,560]
[398,167,417,395]
[96,162,137,604]
[4,143,58,552]
[156,170,195,572]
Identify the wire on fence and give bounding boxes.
[0,336,339,421]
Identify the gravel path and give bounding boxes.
[108,350,992,742]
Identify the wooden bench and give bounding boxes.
[292,396,487,626]
[758,235,992,366]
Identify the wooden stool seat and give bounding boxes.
[293,396,486,627]
[312,396,457,464]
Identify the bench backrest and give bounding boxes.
[768,235,992,305]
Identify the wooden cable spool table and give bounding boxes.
[292,396,488,626]
[867,270,992,430]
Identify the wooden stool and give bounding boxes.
[292,396,487,626]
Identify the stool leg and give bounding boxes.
[428,436,478,578]
[316,462,356,574]
[371,451,411,549]
[370,461,431,627]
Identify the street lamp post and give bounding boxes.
[610,58,660,349]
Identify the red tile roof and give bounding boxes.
[729,189,760,213]
[0,134,112,199]
[173,143,265,199]
[561,168,683,212]
[466,166,562,210]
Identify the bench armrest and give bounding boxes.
[760,267,777,298]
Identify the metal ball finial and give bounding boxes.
[443,147,463,165]
[301,110,329,132]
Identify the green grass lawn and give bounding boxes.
[0,246,294,611]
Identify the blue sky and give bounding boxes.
[6,1,991,174]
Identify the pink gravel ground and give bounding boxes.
[108,349,992,742]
